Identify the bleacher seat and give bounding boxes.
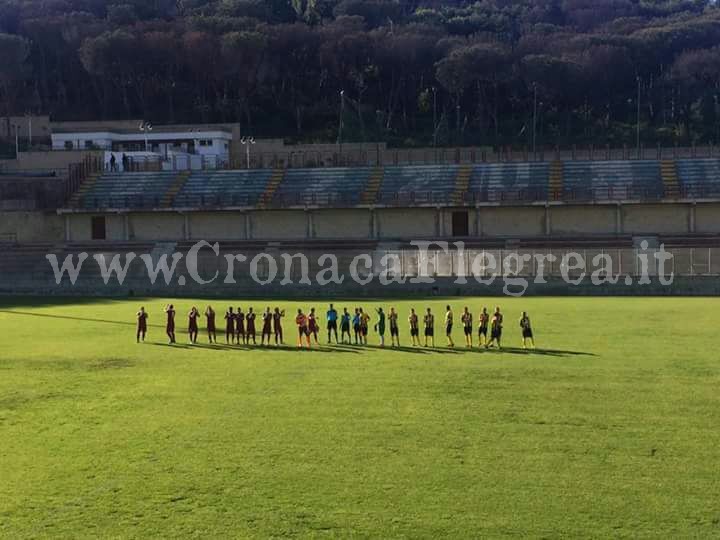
[174,170,272,207]
[562,160,663,201]
[467,162,549,203]
[676,159,720,198]
[81,172,177,209]
[272,168,373,206]
[378,165,459,205]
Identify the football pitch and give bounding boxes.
[1,296,718,538]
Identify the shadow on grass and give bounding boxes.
[148,342,360,354]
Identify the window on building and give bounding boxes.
[84,140,94,149]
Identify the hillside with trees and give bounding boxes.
[2,0,720,148]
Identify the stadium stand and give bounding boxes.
[173,169,273,207]
[465,162,549,203]
[675,159,720,199]
[270,167,374,207]
[78,171,178,209]
[562,160,663,201]
[377,165,459,205]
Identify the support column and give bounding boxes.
[306,210,315,239]
[615,204,623,234]
[544,204,551,235]
[245,213,252,240]
[183,213,190,240]
[64,214,71,242]
[689,203,696,233]
[123,214,129,241]
[474,206,480,236]
[370,208,378,239]
[435,208,442,237]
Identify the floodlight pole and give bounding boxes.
[14,124,19,159]
[139,121,153,152]
[636,76,641,158]
[532,83,538,157]
[432,86,437,148]
[338,90,345,159]
[241,136,255,169]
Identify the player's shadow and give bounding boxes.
[332,343,461,355]
[0,309,167,329]
[465,346,595,358]
[149,342,359,354]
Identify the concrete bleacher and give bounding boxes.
[676,159,720,198]
[562,160,663,201]
[173,170,272,207]
[377,165,459,205]
[466,162,549,203]
[80,172,178,209]
[271,167,373,206]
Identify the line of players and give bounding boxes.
[136,304,535,349]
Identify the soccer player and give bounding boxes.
[326,303,339,344]
[165,304,176,344]
[340,308,351,344]
[205,306,217,344]
[478,307,489,347]
[445,305,455,348]
[188,306,199,344]
[461,306,473,348]
[308,308,320,345]
[389,307,399,348]
[352,308,361,345]
[224,307,235,344]
[236,308,245,345]
[359,308,370,345]
[520,311,535,349]
[424,308,435,348]
[136,306,148,343]
[408,308,419,346]
[375,307,386,347]
[487,306,503,349]
[295,309,310,348]
[246,307,257,345]
[273,308,285,346]
[261,307,273,346]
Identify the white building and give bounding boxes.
[51,127,233,169]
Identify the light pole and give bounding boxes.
[338,90,345,159]
[532,83,538,157]
[241,136,255,169]
[26,113,32,148]
[636,76,641,158]
[13,124,20,159]
[139,121,153,152]
[432,86,438,147]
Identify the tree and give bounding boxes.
[0,32,30,115]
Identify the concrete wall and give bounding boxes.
[479,207,545,236]
[0,211,64,242]
[377,208,437,238]
[314,209,371,239]
[189,212,247,240]
[551,205,617,235]
[250,210,307,240]
[622,204,690,234]
[1,150,102,174]
[129,213,184,241]
[694,203,720,233]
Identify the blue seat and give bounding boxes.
[274,167,373,206]
[676,159,720,198]
[174,170,272,207]
[468,162,549,202]
[81,172,177,209]
[562,160,662,201]
[378,165,459,204]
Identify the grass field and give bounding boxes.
[1,296,719,538]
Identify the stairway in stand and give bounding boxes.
[660,160,680,199]
[257,169,286,208]
[360,167,384,205]
[449,165,472,205]
[548,160,564,201]
[161,170,191,207]
[67,173,100,207]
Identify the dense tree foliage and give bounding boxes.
[2,0,720,147]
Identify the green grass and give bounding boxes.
[1,296,719,538]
